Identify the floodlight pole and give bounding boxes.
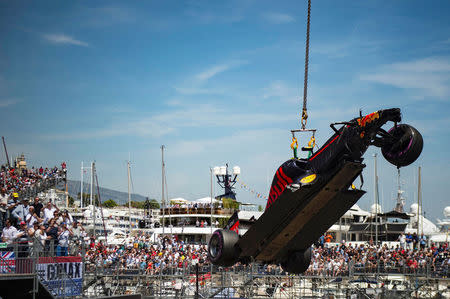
[81,162,83,209]
[374,154,379,247]
[210,167,213,234]
[417,166,422,236]
[159,145,165,298]
[128,161,132,232]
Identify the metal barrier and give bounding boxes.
[81,258,449,298]
[17,176,64,200]
[3,240,446,298]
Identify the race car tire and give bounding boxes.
[281,247,312,274]
[381,124,423,168]
[208,229,239,267]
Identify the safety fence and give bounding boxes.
[1,240,448,298]
[82,260,449,298]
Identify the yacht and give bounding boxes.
[430,206,450,245]
[153,197,263,243]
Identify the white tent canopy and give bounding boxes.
[193,197,221,204]
[169,198,188,204]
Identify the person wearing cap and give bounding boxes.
[7,193,19,222]
[0,188,9,231]
[16,221,30,272]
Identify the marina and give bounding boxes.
[2,0,450,298]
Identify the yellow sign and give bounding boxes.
[300,174,317,184]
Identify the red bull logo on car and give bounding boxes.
[266,167,293,209]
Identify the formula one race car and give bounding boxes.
[208,108,423,273]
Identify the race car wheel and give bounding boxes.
[381,124,423,168]
[208,229,239,267]
[281,247,312,274]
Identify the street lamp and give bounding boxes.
[213,164,240,200]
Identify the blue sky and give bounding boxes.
[1,0,449,221]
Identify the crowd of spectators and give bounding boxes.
[84,234,209,275]
[1,161,447,278]
[82,232,449,278]
[0,163,79,257]
[305,240,449,276]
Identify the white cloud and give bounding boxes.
[360,57,450,99]
[44,104,292,140]
[0,99,21,107]
[171,128,287,157]
[195,65,228,81]
[42,34,89,47]
[262,12,295,24]
[174,87,224,95]
[262,80,299,104]
[195,61,246,81]
[185,9,244,24]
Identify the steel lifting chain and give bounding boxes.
[301,0,311,130]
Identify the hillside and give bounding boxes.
[65,180,151,205]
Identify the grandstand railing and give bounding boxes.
[82,261,449,298]
[17,176,64,200]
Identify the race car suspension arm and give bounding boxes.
[371,128,396,147]
[329,122,354,134]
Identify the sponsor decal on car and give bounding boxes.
[300,174,316,184]
[357,111,380,127]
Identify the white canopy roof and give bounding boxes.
[169,198,188,204]
[430,233,449,243]
[193,197,220,203]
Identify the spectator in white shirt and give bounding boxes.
[25,206,42,229]
[1,219,18,247]
[0,188,9,231]
[57,223,72,256]
[43,201,58,224]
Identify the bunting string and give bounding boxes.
[236,178,268,201]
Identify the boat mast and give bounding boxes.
[417,166,422,236]
[90,162,94,206]
[81,162,84,209]
[161,145,165,236]
[128,160,132,232]
[374,153,379,246]
[92,162,96,240]
[95,170,108,245]
[2,137,11,169]
[210,167,213,235]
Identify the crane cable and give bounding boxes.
[301,0,311,130]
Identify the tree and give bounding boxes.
[258,205,263,212]
[148,199,160,209]
[129,201,145,209]
[103,199,118,208]
[218,217,230,228]
[222,197,240,210]
[68,196,75,207]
